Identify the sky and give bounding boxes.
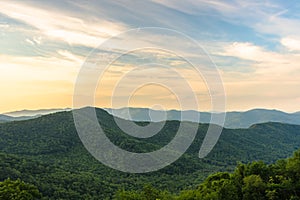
[0,0,300,113]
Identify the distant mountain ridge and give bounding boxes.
[105,107,300,128]
[0,108,71,123]
[2,107,300,128]
[4,108,71,117]
[0,114,38,123]
[0,114,15,122]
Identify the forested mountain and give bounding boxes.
[3,107,300,128]
[106,107,300,128]
[3,108,71,117]
[0,114,14,123]
[117,149,300,199]
[0,114,36,123]
[0,108,70,123]
[0,108,300,199]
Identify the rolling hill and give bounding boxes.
[0,107,300,199]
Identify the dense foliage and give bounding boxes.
[0,108,300,199]
[0,178,41,200]
[117,149,300,199]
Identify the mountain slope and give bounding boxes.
[3,108,71,117]
[0,108,300,199]
[0,114,37,123]
[0,114,14,122]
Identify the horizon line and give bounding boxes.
[2,106,300,116]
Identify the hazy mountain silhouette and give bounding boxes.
[0,114,37,123]
[105,107,300,128]
[2,107,300,128]
[4,108,71,117]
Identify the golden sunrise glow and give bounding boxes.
[1,1,300,113]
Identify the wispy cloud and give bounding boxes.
[218,41,300,79]
[0,53,81,112]
[57,50,84,63]
[281,37,300,52]
[0,1,127,48]
[0,0,300,112]
[211,40,300,111]
[151,0,237,15]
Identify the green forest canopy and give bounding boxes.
[2,149,300,199]
[1,109,300,199]
[116,149,300,199]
